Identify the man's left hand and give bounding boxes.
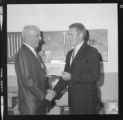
[61,72,71,81]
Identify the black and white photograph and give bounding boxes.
[0,4,4,120]
[6,3,119,115]
[1,0,121,118]
[0,5,3,31]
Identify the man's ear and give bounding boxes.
[79,32,83,39]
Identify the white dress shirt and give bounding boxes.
[23,43,46,69]
[23,43,37,57]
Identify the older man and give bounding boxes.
[15,25,51,115]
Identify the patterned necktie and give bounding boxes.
[70,49,75,65]
[36,53,48,74]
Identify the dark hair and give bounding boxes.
[69,23,87,40]
[84,30,89,43]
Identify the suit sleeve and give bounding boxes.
[16,53,46,100]
[53,52,71,94]
[53,77,68,95]
[71,49,100,84]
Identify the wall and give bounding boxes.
[7,4,118,101]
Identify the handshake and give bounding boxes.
[45,89,56,101]
[45,71,71,101]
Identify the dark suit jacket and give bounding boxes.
[15,44,49,115]
[53,42,101,114]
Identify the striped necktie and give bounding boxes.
[70,49,75,65]
[36,53,48,73]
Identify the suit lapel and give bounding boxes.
[22,44,37,59]
[70,42,90,70]
[36,54,47,74]
[66,50,73,72]
[22,44,46,72]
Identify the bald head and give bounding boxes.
[22,25,42,49]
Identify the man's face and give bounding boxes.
[35,34,45,53]
[31,29,42,48]
[68,28,83,46]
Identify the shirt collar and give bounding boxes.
[23,43,37,56]
[74,40,84,53]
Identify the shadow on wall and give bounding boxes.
[85,30,105,110]
[85,29,105,86]
[98,54,104,87]
[97,53,105,110]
